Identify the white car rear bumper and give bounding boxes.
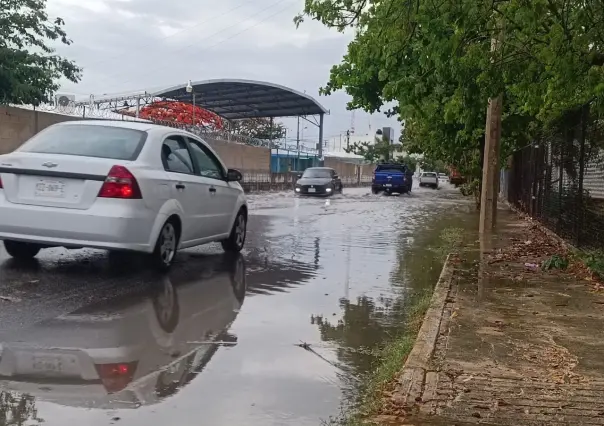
[0,192,160,252]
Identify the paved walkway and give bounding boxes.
[397,208,604,425]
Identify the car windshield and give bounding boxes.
[302,169,332,178]
[19,124,147,161]
[439,173,447,177]
[423,172,437,177]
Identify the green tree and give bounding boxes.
[230,117,286,140]
[296,0,604,178]
[0,0,82,104]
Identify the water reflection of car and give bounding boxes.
[294,167,343,196]
[0,254,246,409]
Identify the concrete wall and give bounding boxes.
[0,106,270,173]
[0,105,83,154]
[325,157,374,184]
[0,106,373,188]
[204,137,269,173]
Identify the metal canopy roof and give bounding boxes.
[151,79,328,120]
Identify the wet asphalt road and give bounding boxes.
[0,185,477,426]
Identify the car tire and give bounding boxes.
[3,240,41,259]
[221,209,247,253]
[151,218,180,271]
[371,188,379,194]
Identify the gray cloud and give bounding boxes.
[48,0,400,143]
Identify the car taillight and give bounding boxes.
[95,362,138,394]
[98,165,142,199]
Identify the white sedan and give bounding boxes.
[0,120,248,269]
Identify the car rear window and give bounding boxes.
[19,124,147,161]
[423,172,437,177]
[376,165,405,173]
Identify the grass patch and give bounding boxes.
[432,227,464,259]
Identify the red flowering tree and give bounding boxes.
[138,101,223,129]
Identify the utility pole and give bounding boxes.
[296,116,300,150]
[479,20,504,235]
[346,130,350,149]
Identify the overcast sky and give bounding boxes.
[46,0,400,146]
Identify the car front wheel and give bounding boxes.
[222,210,247,253]
[3,240,41,259]
[152,219,180,271]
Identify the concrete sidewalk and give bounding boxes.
[395,208,604,425]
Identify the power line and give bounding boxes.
[92,0,296,91]
[81,0,253,70]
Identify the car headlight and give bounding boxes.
[326,187,332,192]
[295,187,301,192]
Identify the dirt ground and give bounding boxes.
[388,208,604,425]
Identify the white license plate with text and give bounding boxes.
[35,180,66,198]
[384,184,392,187]
[308,188,316,193]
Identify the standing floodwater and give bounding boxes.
[0,186,477,425]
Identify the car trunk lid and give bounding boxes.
[0,153,119,210]
[374,170,405,185]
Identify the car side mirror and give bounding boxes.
[226,168,243,182]
[297,174,302,179]
[333,174,339,179]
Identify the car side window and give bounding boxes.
[187,138,224,180]
[162,136,194,174]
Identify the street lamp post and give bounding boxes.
[186,80,195,126]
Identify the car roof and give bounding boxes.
[306,167,334,171]
[55,120,157,132]
[53,120,203,139]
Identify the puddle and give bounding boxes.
[0,187,479,425]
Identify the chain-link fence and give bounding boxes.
[503,106,604,249]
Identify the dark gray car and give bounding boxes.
[295,167,343,196]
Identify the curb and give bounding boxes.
[394,253,456,410]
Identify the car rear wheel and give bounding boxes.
[221,210,247,253]
[152,219,179,271]
[3,240,41,259]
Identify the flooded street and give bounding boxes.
[0,186,477,426]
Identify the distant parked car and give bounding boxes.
[438,173,448,183]
[419,172,439,189]
[448,168,465,187]
[0,120,248,269]
[295,167,343,196]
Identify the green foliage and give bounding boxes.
[230,117,286,140]
[575,250,604,279]
[542,254,570,271]
[296,0,604,175]
[0,0,81,104]
[459,179,480,197]
[344,138,401,162]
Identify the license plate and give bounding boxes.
[35,180,65,198]
[384,184,392,187]
[32,356,62,373]
[308,188,316,193]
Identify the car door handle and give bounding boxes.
[175,183,185,190]
[209,187,216,193]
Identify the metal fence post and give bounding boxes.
[576,105,588,247]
